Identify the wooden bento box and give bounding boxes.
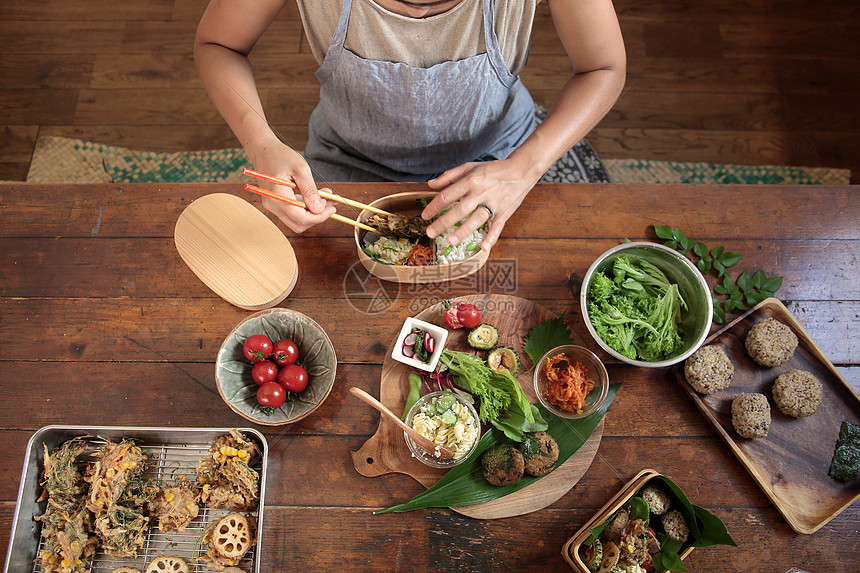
[353,191,490,284]
[562,469,694,572]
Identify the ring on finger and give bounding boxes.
[477,202,495,221]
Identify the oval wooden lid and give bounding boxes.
[174,193,298,310]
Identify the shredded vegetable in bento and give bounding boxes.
[543,353,595,414]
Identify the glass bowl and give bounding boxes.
[580,241,713,368]
[533,345,609,420]
[403,390,481,468]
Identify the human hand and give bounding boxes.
[421,160,537,251]
[247,143,337,233]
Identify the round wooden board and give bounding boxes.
[352,294,605,519]
[174,193,298,310]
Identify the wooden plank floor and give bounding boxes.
[1,0,858,183]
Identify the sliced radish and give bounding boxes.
[403,332,418,346]
[424,333,435,353]
[402,343,415,358]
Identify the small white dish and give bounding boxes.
[391,317,448,372]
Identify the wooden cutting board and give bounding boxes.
[352,294,605,519]
[174,193,298,310]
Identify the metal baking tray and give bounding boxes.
[4,426,268,573]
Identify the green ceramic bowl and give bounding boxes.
[216,308,337,426]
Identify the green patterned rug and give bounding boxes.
[24,136,851,185]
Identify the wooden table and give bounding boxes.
[1,182,858,571]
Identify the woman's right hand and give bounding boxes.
[247,140,337,233]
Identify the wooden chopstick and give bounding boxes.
[243,168,395,216]
[243,183,378,234]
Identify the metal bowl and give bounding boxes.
[580,242,712,368]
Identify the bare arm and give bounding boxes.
[194,0,335,230]
[422,0,626,249]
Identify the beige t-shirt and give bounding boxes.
[295,0,538,75]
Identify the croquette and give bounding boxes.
[661,510,690,543]
[772,369,823,418]
[684,344,734,395]
[640,484,671,515]
[480,444,524,486]
[520,431,559,477]
[731,393,771,438]
[745,318,798,367]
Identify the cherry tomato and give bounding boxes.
[443,303,463,329]
[256,381,286,409]
[251,360,279,386]
[457,303,482,329]
[242,334,273,363]
[272,339,299,367]
[278,364,309,393]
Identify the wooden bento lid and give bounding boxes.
[174,193,298,310]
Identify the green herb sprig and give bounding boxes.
[652,225,783,324]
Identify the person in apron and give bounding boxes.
[195,0,625,250]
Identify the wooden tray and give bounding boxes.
[352,294,604,519]
[561,469,694,571]
[673,297,860,534]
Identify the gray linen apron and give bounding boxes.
[304,0,536,182]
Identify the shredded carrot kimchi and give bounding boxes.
[543,353,595,413]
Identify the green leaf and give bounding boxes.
[522,315,574,368]
[665,240,679,251]
[693,241,708,258]
[762,276,783,292]
[710,246,724,259]
[376,384,621,513]
[752,270,766,289]
[735,271,753,291]
[712,304,726,324]
[722,275,734,289]
[713,259,725,276]
[680,237,694,252]
[691,505,737,547]
[713,284,728,295]
[672,228,687,243]
[746,291,768,306]
[653,225,675,240]
[719,251,742,268]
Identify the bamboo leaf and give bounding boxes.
[375,384,621,514]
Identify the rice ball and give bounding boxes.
[684,345,734,395]
[640,484,671,515]
[772,370,823,418]
[731,393,771,438]
[745,318,798,367]
[661,510,690,543]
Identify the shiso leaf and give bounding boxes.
[522,314,574,368]
[374,384,620,514]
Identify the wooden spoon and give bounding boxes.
[349,387,455,460]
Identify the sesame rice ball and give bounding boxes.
[745,318,798,367]
[661,510,690,543]
[731,393,771,438]
[640,484,671,515]
[772,369,823,418]
[684,345,734,395]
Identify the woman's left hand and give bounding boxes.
[421,159,538,251]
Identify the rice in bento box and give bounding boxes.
[435,227,485,265]
[366,237,414,264]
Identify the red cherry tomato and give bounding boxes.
[251,360,279,386]
[443,303,463,329]
[256,381,286,409]
[242,334,273,363]
[272,339,299,367]
[457,303,482,329]
[278,364,309,393]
